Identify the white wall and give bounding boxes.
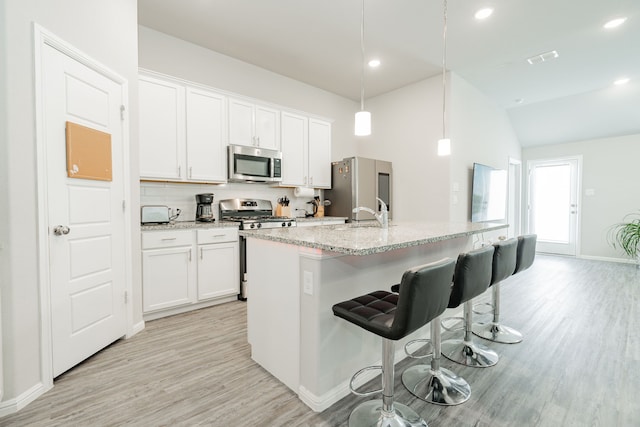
[138,26,358,163]
[449,74,522,222]
[523,134,640,260]
[358,72,521,223]
[0,0,139,408]
[359,76,450,221]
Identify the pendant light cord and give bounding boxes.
[441,0,448,139]
[360,0,365,111]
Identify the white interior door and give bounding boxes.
[42,44,127,377]
[528,158,580,256]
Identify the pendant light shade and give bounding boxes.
[437,138,451,156]
[355,0,371,136]
[437,0,451,155]
[355,111,371,136]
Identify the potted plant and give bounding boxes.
[608,211,640,264]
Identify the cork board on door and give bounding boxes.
[65,121,112,181]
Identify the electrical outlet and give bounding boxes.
[303,271,313,295]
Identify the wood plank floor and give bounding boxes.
[1,255,639,426]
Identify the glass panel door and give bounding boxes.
[528,158,579,255]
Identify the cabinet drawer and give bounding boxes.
[197,228,238,244]
[142,230,194,249]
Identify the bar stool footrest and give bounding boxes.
[404,338,434,360]
[349,365,383,397]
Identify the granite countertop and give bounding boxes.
[141,221,240,231]
[240,221,508,256]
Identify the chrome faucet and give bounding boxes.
[353,197,389,229]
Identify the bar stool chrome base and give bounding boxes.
[348,400,427,427]
[441,338,499,367]
[402,364,470,405]
[472,322,523,344]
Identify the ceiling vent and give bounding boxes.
[526,50,559,65]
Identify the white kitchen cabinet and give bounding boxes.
[185,87,227,182]
[280,114,331,188]
[142,230,196,313]
[142,227,240,319]
[229,98,280,150]
[196,229,239,300]
[139,73,227,183]
[308,119,332,188]
[280,111,308,186]
[139,75,185,180]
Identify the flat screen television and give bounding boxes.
[471,162,507,223]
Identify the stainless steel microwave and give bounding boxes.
[228,144,282,183]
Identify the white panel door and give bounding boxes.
[186,87,227,182]
[42,44,127,377]
[280,112,307,186]
[139,76,185,180]
[197,242,239,300]
[308,119,332,188]
[528,158,580,255]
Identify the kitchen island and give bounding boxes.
[241,221,508,412]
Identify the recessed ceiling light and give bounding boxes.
[514,98,524,105]
[526,50,559,65]
[368,59,381,68]
[604,17,627,29]
[614,77,630,86]
[475,8,493,20]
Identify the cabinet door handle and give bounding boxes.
[178,165,181,177]
[189,248,192,262]
[211,234,225,238]
[189,167,193,178]
[256,136,260,146]
[200,247,203,259]
[310,176,313,185]
[161,237,177,241]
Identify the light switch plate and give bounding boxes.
[303,271,313,295]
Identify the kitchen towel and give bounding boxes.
[294,187,314,198]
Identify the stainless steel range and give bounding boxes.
[219,198,296,300]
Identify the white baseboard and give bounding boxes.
[128,319,145,338]
[577,254,637,264]
[0,382,50,418]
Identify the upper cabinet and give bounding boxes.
[185,87,227,182]
[229,98,280,150]
[139,76,185,181]
[139,74,227,183]
[308,119,332,188]
[280,113,331,189]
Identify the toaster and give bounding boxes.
[141,205,171,224]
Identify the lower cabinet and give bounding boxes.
[142,227,239,319]
[196,229,239,300]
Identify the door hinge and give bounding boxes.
[120,105,126,121]
[124,291,128,304]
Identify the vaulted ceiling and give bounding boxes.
[138,0,640,147]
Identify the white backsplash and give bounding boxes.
[140,181,322,222]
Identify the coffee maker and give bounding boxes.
[195,193,215,222]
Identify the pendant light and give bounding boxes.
[437,0,451,156]
[354,0,371,136]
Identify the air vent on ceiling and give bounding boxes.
[526,50,559,65]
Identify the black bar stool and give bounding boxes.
[472,235,537,343]
[332,258,456,427]
[441,245,499,368]
[472,238,520,343]
[400,290,472,405]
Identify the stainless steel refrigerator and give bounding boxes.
[324,157,392,221]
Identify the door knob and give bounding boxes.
[53,225,70,236]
